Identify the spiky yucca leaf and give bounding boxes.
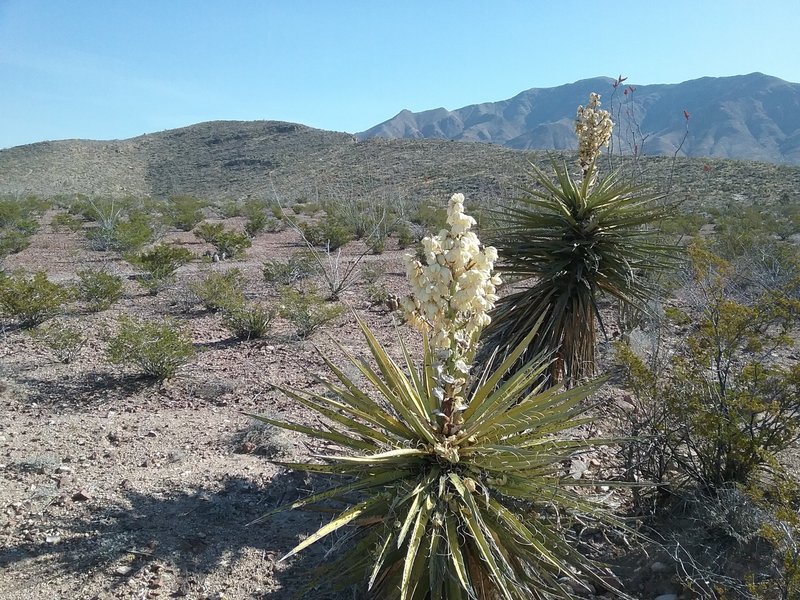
[252,316,630,599]
[484,160,679,383]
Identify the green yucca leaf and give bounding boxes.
[484,158,680,383]
[248,413,377,452]
[254,314,632,599]
[280,495,383,562]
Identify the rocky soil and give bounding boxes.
[1,209,798,600]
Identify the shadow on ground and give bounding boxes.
[12,371,156,407]
[0,471,355,599]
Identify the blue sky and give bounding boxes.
[1,0,798,149]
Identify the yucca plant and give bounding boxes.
[253,194,627,599]
[484,93,678,384]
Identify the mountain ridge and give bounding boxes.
[357,73,800,164]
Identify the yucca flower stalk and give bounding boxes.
[483,93,679,384]
[252,194,628,599]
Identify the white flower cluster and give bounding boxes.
[401,193,501,353]
[575,92,613,178]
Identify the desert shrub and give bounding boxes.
[194,221,225,243]
[188,268,246,312]
[262,252,318,285]
[108,210,155,252]
[0,199,39,259]
[80,199,156,252]
[0,270,70,328]
[222,302,275,340]
[290,201,322,216]
[129,244,193,294]
[277,285,344,338]
[242,198,283,236]
[30,321,86,363]
[410,202,447,232]
[0,229,32,258]
[255,194,624,599]
[360,263,385,285]
[106,315,195,380]
[395,222,415,248]
[615,244,800,492]
[0,198,40,234]
[162,195,206,231]
[299,218,352,251]
[217,199,244,218]
[51,212,84,232]
[484,94,679,384]
[365,281,389,305]
[194,222,252,258]
[76,268,123,311]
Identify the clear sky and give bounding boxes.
[1,0,798,149]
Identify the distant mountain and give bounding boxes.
[358,73,800,164]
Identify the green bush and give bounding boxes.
[0,229,32,258]
[0,198,40,234]
[162,195,206,231]
[106,315,195,380]
[0,271,70,328]
[242,199,283,237]
[222,302,275,340]
[51,212,84,233]
[108,211,155,252]
[360,263,385,285]
[194,222,252,258]
[188,269,246,312]
[30,321,86,363]
[129,244,193,294]
[395,222,415,248]
[262,252,318,285]
[300,218,352,250]
[278,285,344,338]
[616,244,800,492]
[76,268,123,311]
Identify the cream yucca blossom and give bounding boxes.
[401,193,500,434]
[576,92,613,181]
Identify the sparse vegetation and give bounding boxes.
[128,244,193,294]
[30,321,87,363]
[76,268,124,311]
[222,302,275,340]
[194,222,252,258]
[262,252,318,286]
[277,285,344,338]
[0,270,70,327]
[106,315,195,380]
[188,268,246,312]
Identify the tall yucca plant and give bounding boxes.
[483,159,678,384]
[251,317,625,599]
[252,193,629,599]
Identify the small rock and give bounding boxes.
[71,489,92,502]
[55,466,73,474]
[45,535,61,544]
[114,565,133,576]
[146,430,158,438]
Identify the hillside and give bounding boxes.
[2,119,800,214]
[358,73,800,164]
